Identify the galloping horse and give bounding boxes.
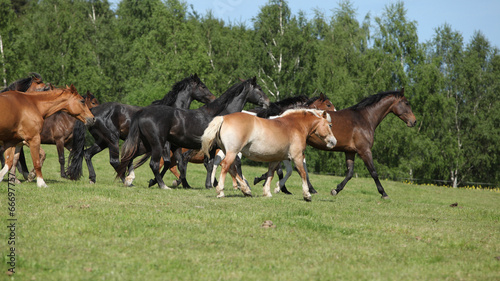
[7,92,99,183]
[116,77,270,189]
[0,85,95,187]
[0,73,52,171]
[66,74,215,182]
[205,93,336,190]
[277,88,416,198]
[201,109,336,201]
[148,93,336,189]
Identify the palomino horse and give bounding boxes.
[116,77,270,189]
[7,92,99,183]
[201,109,336,201]
[0,85,95,187]
[66,74,215,182]
[147,93,336,189]
[277,88,416,198]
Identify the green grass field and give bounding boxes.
[2,145,499,280]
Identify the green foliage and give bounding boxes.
[0,0,498,186]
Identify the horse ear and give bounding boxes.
[401,87,405,95]
[320,92,325,100]
[252,76,257,84]
[69,84,77,92]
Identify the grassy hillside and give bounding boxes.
[2,145,499,280]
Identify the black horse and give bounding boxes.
[66,74,215,182]
[116,77,270,190]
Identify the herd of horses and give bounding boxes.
[0,73,417,201]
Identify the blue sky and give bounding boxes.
[109,0,500,48]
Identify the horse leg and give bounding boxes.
[0,146,17,183]
[216,151,238,198]
[332,152,355,196]
[293,154,312,202]
[56,139,66,178]
[210,150,225,188]
[263,162,280,197]
[175,148,192,189]
[275,160,293,194]
[303,158,317,194]
[204,148,218,189]
[25,136,47,188]
[168,165,181,187]
[231,153,248,190]
[84,143,105,184]
[359,150,388,198]
[16,148,30,180]
[8,146,22,184]
[149,149,169,190]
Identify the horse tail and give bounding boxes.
[66,120,87,180]
[115,117,141,179]
[201,116,224,157]
[133,152,151,170]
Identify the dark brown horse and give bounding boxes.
[0,85,95,187]
[276,88,416,198]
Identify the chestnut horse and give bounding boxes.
[148,93,336,189]
[7,92,100,183]
[0,85,95,187]
[201,109,336,201]
[276,88,416,198]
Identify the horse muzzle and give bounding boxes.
[407,119,417,127]
[326,136,337,149]
[85,117,96,126]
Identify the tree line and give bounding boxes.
[1,0,498,187]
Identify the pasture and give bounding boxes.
[2,145,499,280]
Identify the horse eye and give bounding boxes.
[80,99,85,104]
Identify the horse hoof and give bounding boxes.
[382,195,390,200]
[303,196,312,202]
[171,180,179,187]
[217,192,225,198]
[244,193,253,197]
[89,180,95,184]
[148,180,156,187]
[160,185,171,190]
[263,193,272,198]
[330,189,338,196]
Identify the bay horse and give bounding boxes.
[0,85,95,187]
[148,93,336,189]
[66,74,215,182]
[0,72,52,93]
[116,77,270,189]
[277,88,416,198]
[7,92,99,183]
[201,109,336,201]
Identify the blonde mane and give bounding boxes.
[279,108,330,122]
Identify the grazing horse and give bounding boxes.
[277,88,416,198]
[201,109,336,201]
[0,85,95,187]
[66,74,215,182]
[116,77,270,189]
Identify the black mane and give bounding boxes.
[256,95,309,118]
[202,78,251,113]
[349,89,404,110]
[151,75,198,106]
[1,72,43,93]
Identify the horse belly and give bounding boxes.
[240,139,289,162]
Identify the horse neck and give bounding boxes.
[359,96,397,129]
[204,85,249,116]
[172,88,193,109]
[24,90,72,118]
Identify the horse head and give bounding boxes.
[391,88,417,127]
[189,73,216,104]
[246,77,270,109]
[63,85,95,126]
[307,93,336,111]
[84,91,100,109]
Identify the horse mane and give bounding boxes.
[348,89,404,110]
[1,72,43,93]
[256,95,309,118]
[202,78,250,111]
[151,75,197,106]
[279,108,326,119]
